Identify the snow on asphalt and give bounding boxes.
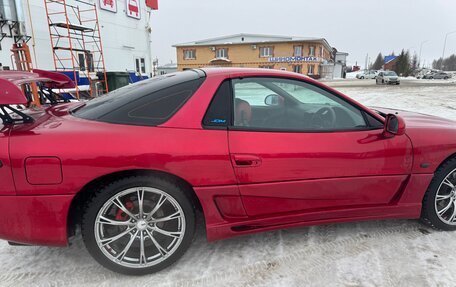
[1,82,456,287]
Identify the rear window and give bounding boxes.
[73,70,205,126]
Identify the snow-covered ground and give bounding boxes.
[334,82,456,121]
[1,82,456,287]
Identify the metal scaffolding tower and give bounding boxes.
[43,0,108,98]
[10,42,40,106]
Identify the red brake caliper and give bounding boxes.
[115,200,134,221]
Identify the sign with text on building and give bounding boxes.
[99,0,117,13]
[126,0,141,19]
[268,56,319,63]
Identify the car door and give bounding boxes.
[0,125,15,195]
[228,77,413,217]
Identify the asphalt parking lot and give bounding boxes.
[1,79,456,287]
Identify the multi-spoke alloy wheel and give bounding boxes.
[435,168,456,225]
[82,176,195,275]
[422,158,456,231]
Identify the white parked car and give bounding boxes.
[356,70,378,79]
[376,71,400,85]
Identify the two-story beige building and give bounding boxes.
[173,34,335,78]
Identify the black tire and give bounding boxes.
[421,157,456,231]
[360,76,364,79]
[444,77,449,80]
[81,175,196,275]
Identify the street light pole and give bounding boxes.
[441,30,456,70]
[418,40,428,68]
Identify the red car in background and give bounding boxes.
[0,68,455,275]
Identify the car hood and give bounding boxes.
[372,107,455,129]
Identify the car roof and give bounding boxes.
[198,67,310,79]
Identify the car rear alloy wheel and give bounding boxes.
[95,187,186,268]
[82,176,195,275]
[434,168,456,225]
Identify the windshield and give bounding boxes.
[384,71,397,76]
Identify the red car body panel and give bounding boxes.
[0,68,455,246]
[374,107,456,173]
[0,195,72,246]
[0,128,15,196]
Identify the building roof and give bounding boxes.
[384,55,397,64]
[173,33,333,51]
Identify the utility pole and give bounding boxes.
[365,53,368,71]
[419,40,429,68]
[441,30,456,70]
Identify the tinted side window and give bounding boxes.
[73,70,205,121]
[203,80,231,128]
[365,112,384,128]
[97,78,204,126]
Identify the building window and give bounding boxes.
[294,46,303,57]
[184,49,196,60]
[79,52,94,72]
[309,46,315,56]
[259,65,274,69]
[259,46,273,57]
[135,59,140,73]
[135,58,146,74]
[308,64,315,74]
[292,65,302,74]
[78,53,86,71]
[215,48,228,58]
[140,58,146,73]
[87,53,94,72]
[320,46,324,57]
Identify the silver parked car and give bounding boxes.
[423,72,452,80]
[376,71,400,85]
[356,70,378,79]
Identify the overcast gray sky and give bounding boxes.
[150,0,456,68]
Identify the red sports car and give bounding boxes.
[1,68,456,275]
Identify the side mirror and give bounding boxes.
[383,114,406,138]
[265,94,282,106]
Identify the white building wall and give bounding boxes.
[0,0,152,75]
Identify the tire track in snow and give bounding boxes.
[0,224,424,287]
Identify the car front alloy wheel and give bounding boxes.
[434,168,456,225]
[422,158,456,231]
